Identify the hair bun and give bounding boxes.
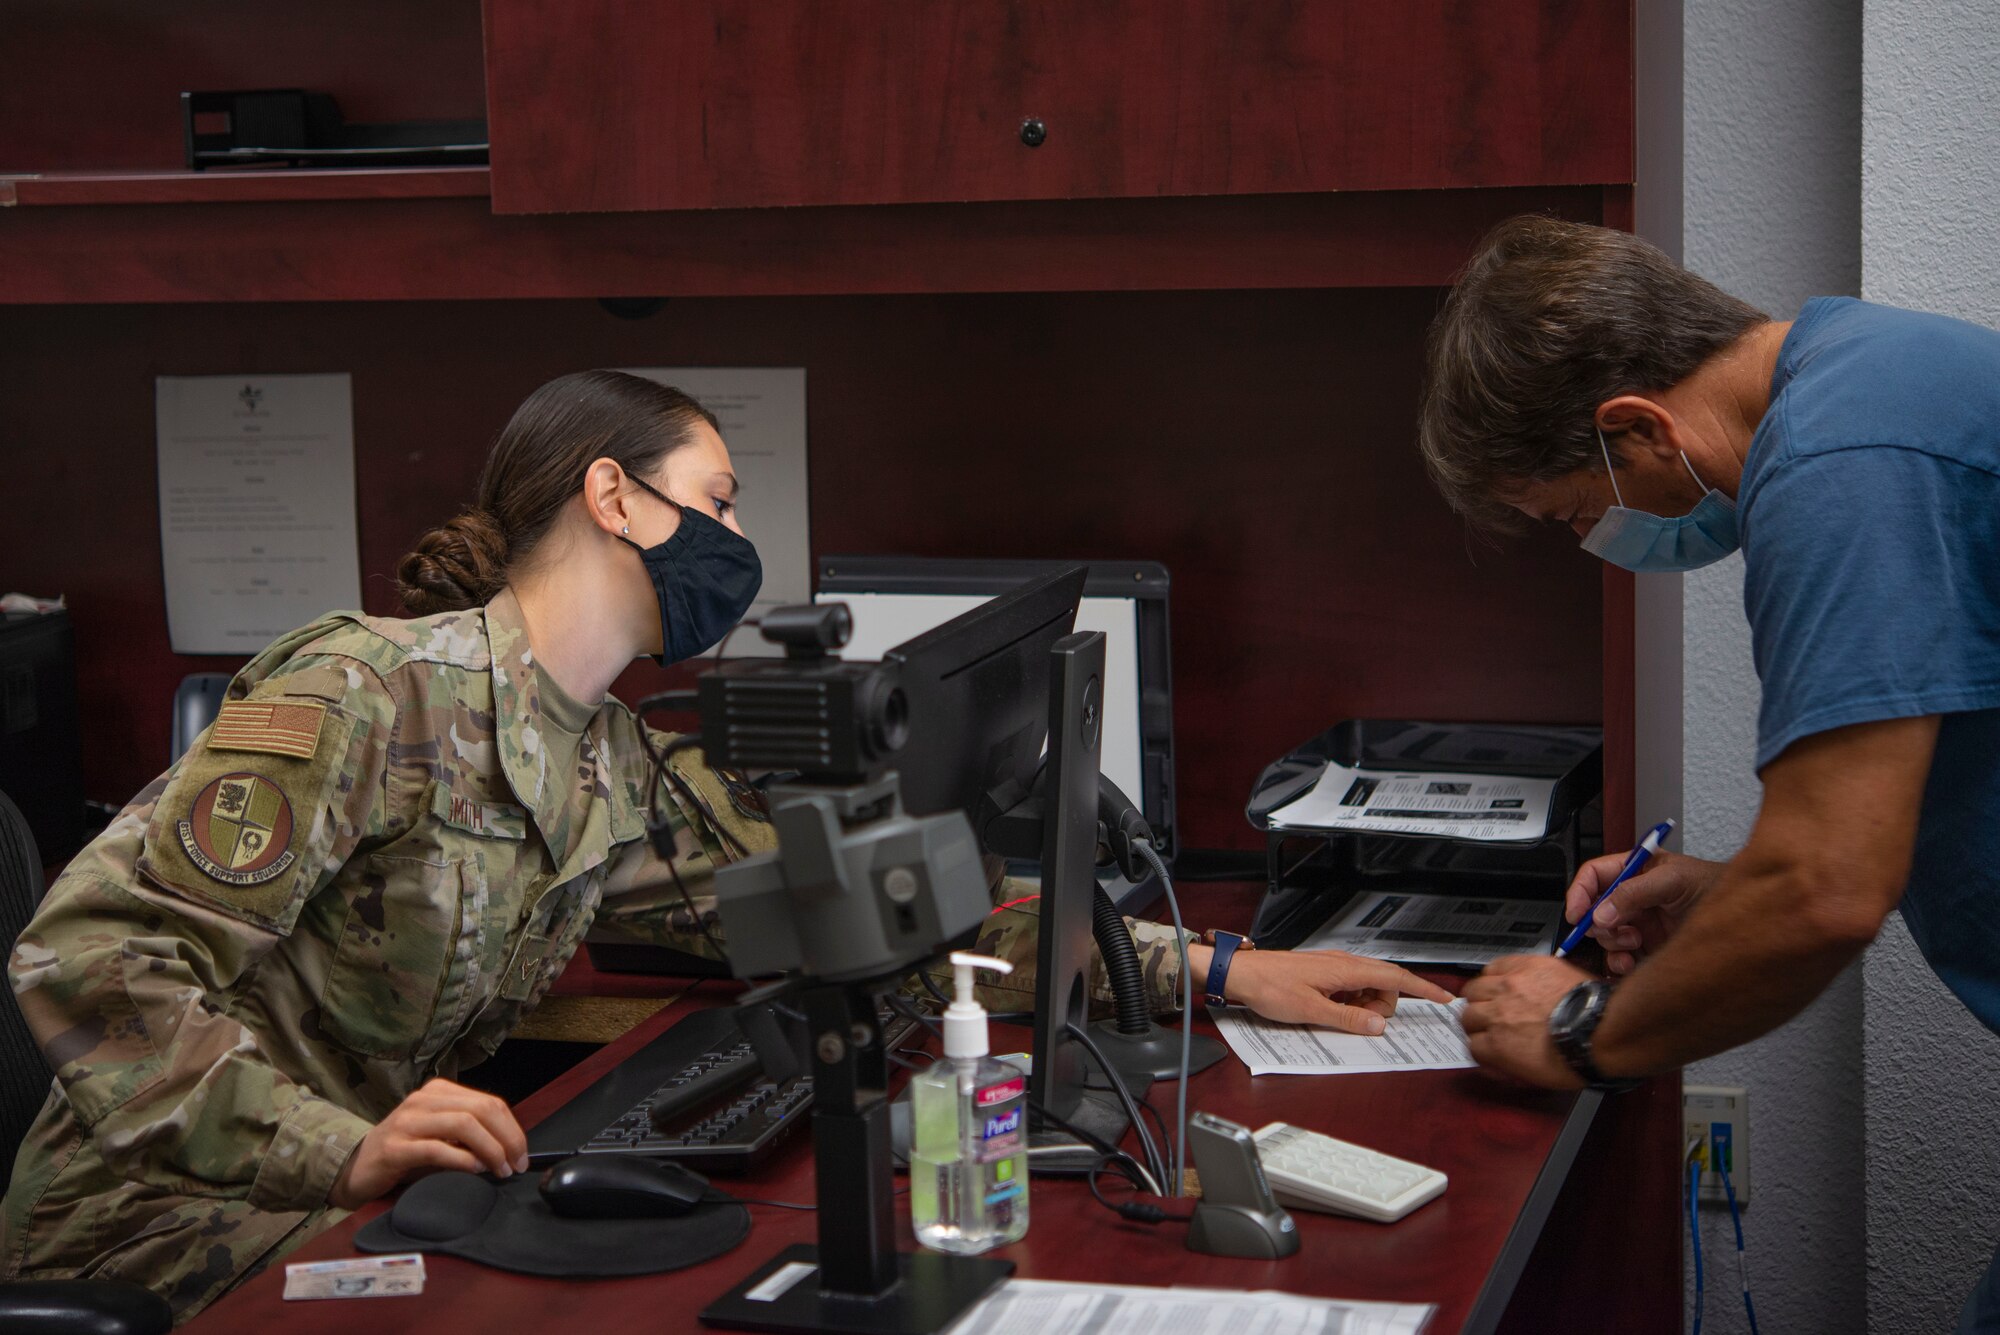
[396,509,510,616]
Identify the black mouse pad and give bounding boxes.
[353,1171,750,1277]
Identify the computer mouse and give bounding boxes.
[537,1155,710,1219]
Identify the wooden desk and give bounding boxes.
[187,981,1597,1334]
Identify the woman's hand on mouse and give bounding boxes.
[331,1078,531,1208]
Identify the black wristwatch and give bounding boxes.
[1548,980,1640,1092]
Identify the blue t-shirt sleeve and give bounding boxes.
[1745,445,2000,770]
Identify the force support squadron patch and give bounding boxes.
[178,772,297,886]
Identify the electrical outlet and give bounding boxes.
[1682,1085,1749,1205]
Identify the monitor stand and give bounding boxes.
[1024,630,1150,1173]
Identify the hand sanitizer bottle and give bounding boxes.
[910,952,1029,1254]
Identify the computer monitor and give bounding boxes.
[874,564,1088,827]
[816,557,1177,858]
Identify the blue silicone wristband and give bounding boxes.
[1205,931,1248,1007]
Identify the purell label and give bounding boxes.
[976,1077,1025,1108]
[983,1107,1023,1140]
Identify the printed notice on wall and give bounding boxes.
[624,367,807,657]
[156,375,362,654]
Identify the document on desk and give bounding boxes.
[951,1279,1432,1335]
[1300,891,1564,967]
[155,375,362,654]
[1210,999,1473,1077]
[1267,762,1557,842]
[622,367,806,657]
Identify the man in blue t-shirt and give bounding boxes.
[1421,216,2000,1328]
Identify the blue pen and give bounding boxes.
[1555,818,1676,958]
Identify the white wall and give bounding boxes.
[1646,0,1867,1330]
[1861,5,2000,1329]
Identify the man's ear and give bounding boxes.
[582,457,635,537]
[1595,395,1687,465]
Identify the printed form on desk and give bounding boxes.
[1211,999,1473,1077]
[952,1279,1432,1335]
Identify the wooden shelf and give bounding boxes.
[0,166,491,208]
[0,184,1614,304]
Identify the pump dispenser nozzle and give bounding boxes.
[944,951,1012,1059]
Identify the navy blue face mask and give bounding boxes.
[617,476,763,665]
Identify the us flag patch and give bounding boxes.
[209,700,327,759]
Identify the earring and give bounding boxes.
[622,526,629,535]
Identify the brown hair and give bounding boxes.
[397,370,719,615]
[1418,215,1767,531]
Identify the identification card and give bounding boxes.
[283,1253,426,1301]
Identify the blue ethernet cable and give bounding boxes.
[1721,1165,1758,1335]
[1687,1152,1705,1335]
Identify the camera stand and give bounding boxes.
[702,980,1012,1335]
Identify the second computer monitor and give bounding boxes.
[817,556,1177,857]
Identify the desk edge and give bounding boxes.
[1457,1088,1603,1335]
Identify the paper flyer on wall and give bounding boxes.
[948,1278,1433,1335]
[1299,891,1563,967]
[155,374,363,655]
[1210,999,1474,1077]
[1266,762,1557,842]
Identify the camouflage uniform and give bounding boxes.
[0,590,1190,1322]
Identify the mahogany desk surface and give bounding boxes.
[189,973,1591,1335]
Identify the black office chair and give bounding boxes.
[170,673,232,765]
[0,790,171,1335]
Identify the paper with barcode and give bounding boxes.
[1300,891,1563,967]
[949,1278,1431,1335]
[1209,998,1474,1077]
[1267,763,1556,842]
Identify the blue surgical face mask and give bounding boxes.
[618,476,763,664]
[1577,429,1740,573]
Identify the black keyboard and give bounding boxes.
[524,1002,927,1174]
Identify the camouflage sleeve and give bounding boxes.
[917,874,1193,1016]
[592,725,775,957]
[9,656,391,1211]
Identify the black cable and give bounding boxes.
[634,689,699,716]
[636,728,729,965]
[1086,1157,1195,1226]
[662,840,728,964]
[666,764,753,859]
[1136,1097,1170,1162]
[1064,1021,1167,1194]
[708,618,763,661]
[918,969,951,1007]
[1032,1104,1157,1196]
[884,991,943,1040]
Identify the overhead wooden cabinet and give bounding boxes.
[481,0,1632,213]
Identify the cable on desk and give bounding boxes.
[1087,1157,1195,1226]
[1033,1103,1160,1197]
[1064,1021,1167,1195]
[884,990,943,1041]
